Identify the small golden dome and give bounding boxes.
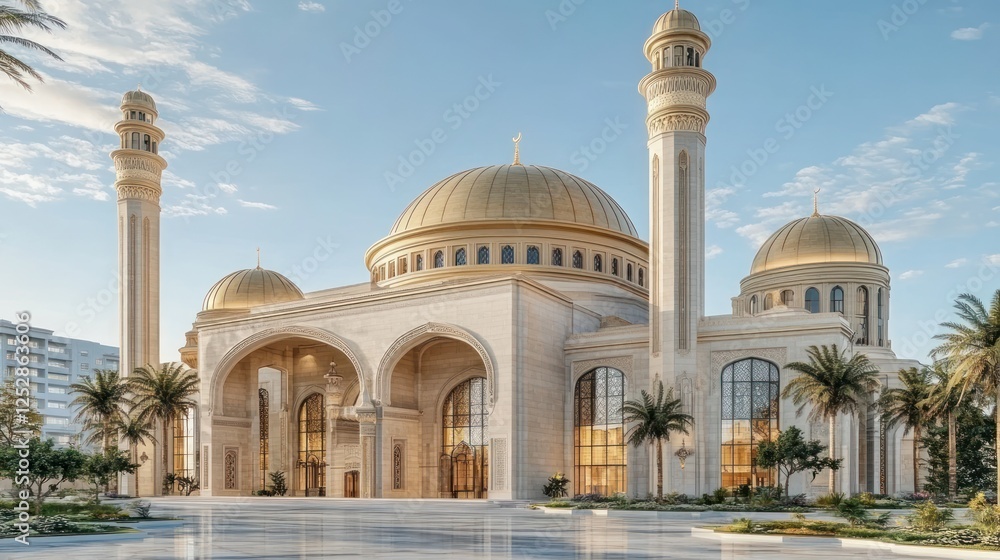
[121,89,156,111]
[653,8,701,33]
[202,268,304,311]
[750,214,883,274]
[389,164,638,238]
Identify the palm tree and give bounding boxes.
[129,362,199,493]
[783,344,881,494]
[932,290,1000,497]
[923,361,962,500]
[878,366,932,494]
[117,413,156,470]
[1,0,66,104]
[69,369,131,452]
[622,380,693,499]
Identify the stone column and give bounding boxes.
[358,409,378,498]
[324,362,344,497]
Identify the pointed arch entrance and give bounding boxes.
[441,377,489,498]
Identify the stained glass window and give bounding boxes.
[224,450,237,490]
[805,287,820,313]
[259,389,269,489]
[573,251,583,269]
[502,245,515,264]
[527,246,540,265]
[720,358,779,489]
[392,443,404,490]
[442,378,489,499]
[456,248,467,266]
[434,251,444,269]
[574,367,627,497]
[298,394,326,495]
[552,248,563,267]
[477,246,489,265]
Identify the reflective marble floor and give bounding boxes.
[0,498,953,559]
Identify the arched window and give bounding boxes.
[763,293,774,311]
[594,255,603,273]
[749,295,758,315]
[830,286,845,314]
[298,394,326,496]
[780,290,794,306]
[172,407,195,479]
[129,110,136,120]
[575,367,626,496]
[638,268,645,287]
[857,287,870,345]
[501,245,515,264]
[455,248,467,266]
[721,358,779,489]
[552,248,563,267]
[143,134,151,151]
[627,264,633,282]
[259,389,269,489]
[526,246,540,265]
[138,111,145,122]
[611,258,619,277]
[131,132,140,149]
[415,255,424,271]
[573,251,583,269]
[477,246,490,265]
[877,288,885,346]
[151,141,157,154]
[392,443,405,490]
[224,449,238,490]
[442,378,489,499]
[805,287,820,313]
[434,251,444,269]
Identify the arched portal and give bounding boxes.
[574,367,627,496]
[298,393,326,496]
[442,377,489,498]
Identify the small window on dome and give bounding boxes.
[399,258,407,275]
[527,246,540,265]
[749,296,758,315]
[594,255,603,273]
[477,246,489,265]
[573,251,583,269]
[434,251,444,269]
[638,268,645,287]
[612,258,619,277]
[764,293,774,311]
[831,286,845,314]
[627,264,633,282]
[552,248,564,267]
[780,290,794,306]
[415,255,424,272]
[388,262,395,278]
[455,248,467,266]
[502,245,515,264]
[805,288,820,313]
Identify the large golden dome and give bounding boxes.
[750,214,883,275]
[389,164,639,238]
[202,268,304,311]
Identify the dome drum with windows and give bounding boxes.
[736,211,891,348]
[365,164,649,291]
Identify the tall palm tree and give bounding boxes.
[783,344,881,494]
[69,369,131,452]
[622,380,693,499]
[129,362,199,492]
[878,366,932,494]
[932,290,1000,497]
[923,361,962,499]
[117,413,156,470]
[1,0,66,103]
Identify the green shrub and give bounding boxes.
[856,492,876,507]
[730,517,755,533]
[712,487,728,504]
[542,472,570,499]
[129,500,152,519]
[835,498,871,527]
[907,500,954,531]
[816,492,846,508]
[268,471,288,497]
[969,492,1000,538]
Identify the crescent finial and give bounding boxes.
[512,132,523,166]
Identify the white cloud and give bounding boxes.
[986,254,1000,266]
[705,186,739,228]
[945,258,968,268]
[706,245,723,260]
[163,193,227,217]
[905,102,962,128]
[951,23,990,40]
[238,199,278,210]
[298,2,325,12]
[899,270,924,281]
[219,183,238,194]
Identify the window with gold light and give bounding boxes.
[574,367,627,496]
[720,358,779,489]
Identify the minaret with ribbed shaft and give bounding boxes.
[640,5,715,464]
[112,89,166,377]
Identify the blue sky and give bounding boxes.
[0,0,997,364]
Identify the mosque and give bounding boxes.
[112,5,921,499]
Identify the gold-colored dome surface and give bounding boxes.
[653,8,701,33]
[202,268,304,311]
[121,90,156,110]
[389,164,639,238]
[751,214,883,274]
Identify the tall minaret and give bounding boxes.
[112,89,166,377]
[640,4,715,447]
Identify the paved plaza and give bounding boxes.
[0,498,959,559]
